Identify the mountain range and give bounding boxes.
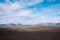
[0,23,60,27]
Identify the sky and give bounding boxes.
[0,0,60,25]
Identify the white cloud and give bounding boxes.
[19,0,44,6]
[47,0,56,2]
[24,4,60,25]
[16,10,31,16]
[9,2,24,10]
[0,1,60,25]
[10,2,21,9]
[5,0,44,6]
[25,17,60,25]
[15,10,39,18]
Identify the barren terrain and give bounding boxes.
[0,26,60,40]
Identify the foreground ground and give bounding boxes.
[0,26,60,40]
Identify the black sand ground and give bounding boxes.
[0,28,60,40]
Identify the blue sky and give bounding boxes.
[0,0,60,25]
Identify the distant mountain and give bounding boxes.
[0,24,7,26]
[40,23,60,26]
[16,23,23,26]
[7,23,16,26]
[55,23,60,26]
[34,23,60,27]
[0,23,60,27]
